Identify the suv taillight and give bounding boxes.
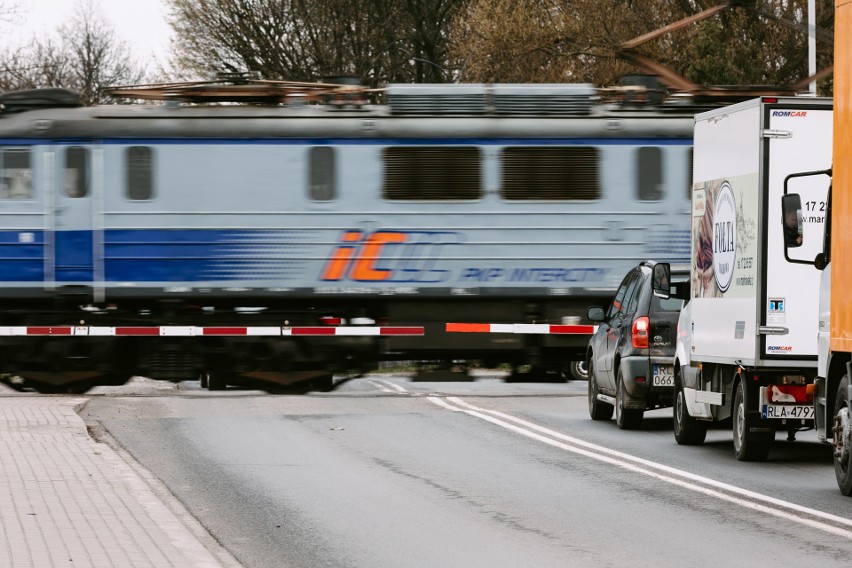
[632,316,649,349]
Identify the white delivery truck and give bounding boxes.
[671,96,832,461]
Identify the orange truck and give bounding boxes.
[781,0,852,495]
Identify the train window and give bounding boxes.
[0,148,33,199]
[383,147,481,200]
[64,147,89,198]
[126,146,153,200]
[309,146,336,201]
[637,147,662,201]
[500,147,600,200]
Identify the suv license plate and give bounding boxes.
[652,365,674,387]
[762,405,815,420]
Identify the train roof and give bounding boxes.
[0,79,724,140]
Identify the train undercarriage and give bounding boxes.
[0,295,593,393]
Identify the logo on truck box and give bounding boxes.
[713,182,737,292]
[692,174,757,299]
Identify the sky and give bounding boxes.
[4,0,174,72]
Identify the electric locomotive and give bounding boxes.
[0,79,696,391]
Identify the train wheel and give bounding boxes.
[207,372,227,391]
[310,374,335,392]
[199,371,209,389]
[568,360,589,381]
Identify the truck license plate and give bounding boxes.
[762,405,815,420]
[652,365,674,387]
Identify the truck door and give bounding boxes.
[52,145,99,288]
[763,105,832,359]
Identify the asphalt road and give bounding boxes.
[79,374,852,568]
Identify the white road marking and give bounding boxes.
[428,395,852,539]
[367,379,408,394]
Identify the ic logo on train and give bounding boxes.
[321,229,461,283]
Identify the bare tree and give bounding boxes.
[0,0,145,103]
[449,0,576,83]
[448,0,834,91]
[166,0,465,86]
[0,38,70,92]
[59,0,145,104]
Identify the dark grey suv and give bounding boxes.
[585,261,688,429]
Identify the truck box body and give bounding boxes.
[672,97,832,460]
[833,0,852,355]
[691,97,832,368]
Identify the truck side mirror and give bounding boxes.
[781,193,803,249]
[652,263,671,299]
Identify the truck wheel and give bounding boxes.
[833,376,852,496]
[588,359,613,421]
[616,369,643,430]
[733,381,771,461]
[673,372,707,445]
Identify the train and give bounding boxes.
[0,79,696,392]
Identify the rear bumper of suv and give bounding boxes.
[620,355,676,409]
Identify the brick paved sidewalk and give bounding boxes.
[0,396,241,568]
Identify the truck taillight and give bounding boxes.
[768,384,813,404]
[632,316,649,349]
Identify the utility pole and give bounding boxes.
[809,0,816,94]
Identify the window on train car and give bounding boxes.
[500,147,600,200]
[309,146,336,201]
[382,147,481,200]
[637,147,662,201]
[0,148,33,199]
[126,146,153,200]
[64,147,89,198]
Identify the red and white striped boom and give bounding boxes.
[445,323,597,334]
[0,326,424,337]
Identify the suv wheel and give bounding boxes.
[588,359,613,421]
[673,370,707,445]
[615,368,643,430]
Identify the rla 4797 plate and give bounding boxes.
[762,405,815,420]
[652,364,674,387]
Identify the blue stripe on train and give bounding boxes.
[0,229,315,283]
[0,228,691,284]
[104,229,315,281]
[0,231,45,281]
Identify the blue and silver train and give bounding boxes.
[0,81,694,391]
